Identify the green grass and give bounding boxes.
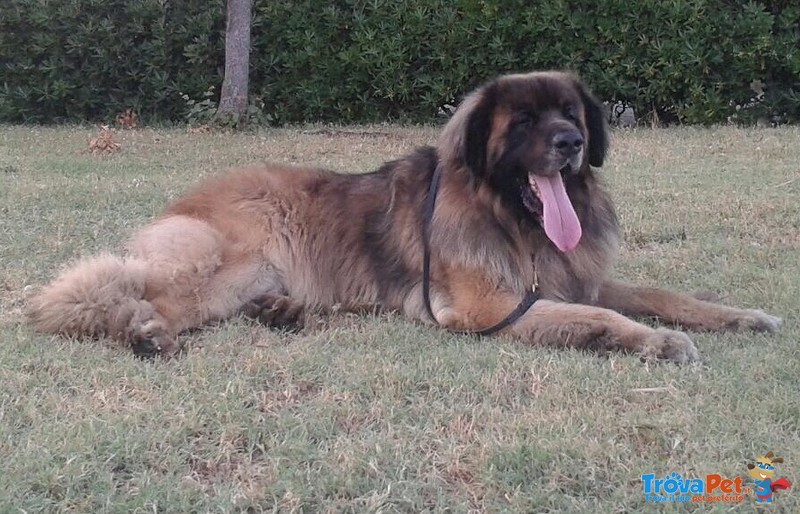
[1,124,798,513]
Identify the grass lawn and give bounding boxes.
[0,124,798,513]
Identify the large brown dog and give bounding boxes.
[29,71,781,361]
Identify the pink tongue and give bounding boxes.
[530,173,582,252]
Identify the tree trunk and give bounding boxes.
[216,0,252,124]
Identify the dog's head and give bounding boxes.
[438,71,608,252]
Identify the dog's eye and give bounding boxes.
[564,105,578,122]
[515,112,537,127]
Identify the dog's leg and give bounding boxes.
[444,298,697,363]
[424,275,698,363]
[26,253,182,358]
[241,293,305,331]
[126,215,289,356]
[597,279,781,333]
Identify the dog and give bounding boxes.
[28,71,781,361]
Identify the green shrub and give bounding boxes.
[1,0,798,125]
[0,0,224,123]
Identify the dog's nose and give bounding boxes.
[553,130,584,156]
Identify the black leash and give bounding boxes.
[421,162,540,336]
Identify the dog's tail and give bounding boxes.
[27,253,154,342]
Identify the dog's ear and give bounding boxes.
[576,79,609,168]
[438,83,495,175]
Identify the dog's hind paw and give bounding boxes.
[130,320,179,359]
[242,293,305,332]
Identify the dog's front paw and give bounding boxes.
[640,328,698,364]
[729,309,782,334]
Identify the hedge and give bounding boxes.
[1,0,798,125]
